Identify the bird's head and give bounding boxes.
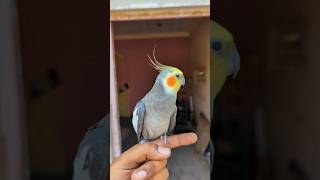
[211,21,240,79]
[147,48,185,95]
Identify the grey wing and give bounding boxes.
[72,115,108,180]
[132,101,146,141]
[168,106,177,135]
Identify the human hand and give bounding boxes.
[110,132,198,180]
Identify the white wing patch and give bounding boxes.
[132,107,138,133]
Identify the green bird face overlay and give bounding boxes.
[211,21,240,79]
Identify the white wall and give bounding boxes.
[111,0,209,10]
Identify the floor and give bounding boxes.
[168,145,210,180]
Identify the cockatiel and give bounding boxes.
[72,114,108,180]
[132,49,185,144]
[211,20,240,116]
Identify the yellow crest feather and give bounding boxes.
[147,46,180,73]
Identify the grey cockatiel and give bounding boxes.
[72,114,108,180]
[132,50,185,143]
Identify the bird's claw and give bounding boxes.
[160,135,168,144]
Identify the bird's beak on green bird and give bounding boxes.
[227,46,240,79]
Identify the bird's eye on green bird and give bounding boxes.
[212,41,223,52]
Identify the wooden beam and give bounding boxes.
[111,6,210,21]
[114,32,190,40]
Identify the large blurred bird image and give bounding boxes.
[211,20,240,115]
[72,115,108,180]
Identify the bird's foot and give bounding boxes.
[160,135,168,144]
[139,139,147,144]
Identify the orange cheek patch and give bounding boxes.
[166,76,176,87]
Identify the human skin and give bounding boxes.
[110,132,198,180]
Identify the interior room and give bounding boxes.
[112,17,211,179]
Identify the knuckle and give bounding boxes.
[137,142,157,152]
[146,142,157,150]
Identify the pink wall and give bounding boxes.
[115,37,191,112]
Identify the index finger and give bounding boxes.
[112,143,170,169]
[152,132,198,149]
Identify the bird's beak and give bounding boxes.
[181,77,186,86]
[227,46,240,79]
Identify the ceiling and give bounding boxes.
[113,18,206,40]
[111,0,209,11]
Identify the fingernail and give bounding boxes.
[157,146,171,156]
[134,170,147,180]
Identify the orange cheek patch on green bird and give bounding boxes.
[166,76,176,87]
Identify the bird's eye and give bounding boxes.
[212,41,223,51]
[176,74,180,78]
